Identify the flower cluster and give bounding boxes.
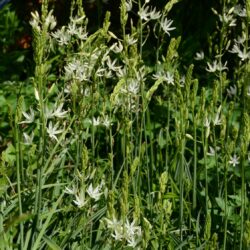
[111,76,141,113]
[65,182,104,208]
[19,101,68,144]
[30,10,57,32]
[105,216,142,247]
[153,70,175,85]
[229,34,250,61]
[52,15,88,45]
[137,1,175,37]
[64,48,102,84]
[90,115,112,128]
[206,60,228,73]
[138,5,161,21]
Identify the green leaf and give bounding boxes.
[32,193,64,250]
[43,235,61,250]
[1,143,16,167]
[215,197,225,211]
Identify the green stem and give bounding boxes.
[223,161,228,250]
[239,157,245,250]
[15,125,24,249]
[192,114,197,210]
[33,1,49,238]
[179,137,185,244]
[146,109,153,196]
[202,123,209,216]
[212,126,220,196]
[218,0,226,103]
[165,93,170,171]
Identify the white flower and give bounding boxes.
[207,146,220,156]
[111,41,123,53]
[216,60,228,71]
[105,216,124,241]
[106,216,122,231]
[238,50,249,61]
[160,17,176,36]
[67,16,88,40]
[206,60,228,73]
[64,64,75,79]
[112,229,124,241]
[65,185,78,195]
[229,154,240,167]
[206,61,218,72]
[124,219,142,247]
[138,5,151,21]
[138,4,161,21]
[52,27,71,46]
[180,75,185,86]
[44,105,54,119]
[105,216,142,246]
[65,59,82,78]
[64,59,90,82]
[229,43,249,61]
[30,11,40,24]
[67,22,77,35]
[75,26,88,40]
[96,67,106,77]
[165,71,174,85]
[125,219,141,238]
[84,87,91,97]
[106,216,124,241]
[207,146,216,156]
[204,116,210,128]
[149,7,161,20]
[102,116,112,128]
[136,66,146,82]
[47,121,64,141]
[92,117,101,126]
[45,10,57,30]
[73,190,88,208]
[204,115,211,138]
[76,66,90,82]
[152,71,162,80]
[229,43,241,54]
[19,108,35,124]
[194,51,204,61]
[127,236,137,247]
[219,12,236,26]
[213,105,222,125]
[126,34,137,46]
[116,67,127,78]
[234,35,246,45]
[30,11,41,32]
[105,70,113,79]
[227,84,237,98]
[52,103,68,118]
[23,132,34,145]
[106,57,121,72]
[153,71,174,85]
[125,0,133,12]
[127,79,140,95]
[234,5,247,17]
[87,183,102,201]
